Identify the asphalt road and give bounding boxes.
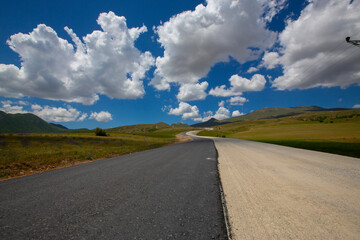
[213,137,360,240]
[0,138,227,239]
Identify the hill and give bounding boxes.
[223,106,324,122]
[0,111,67,133]
[171,122,190,128]
[192,106,349,127]
[107,122,170,134]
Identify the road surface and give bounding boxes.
[211,137,360,240]
[0,138,227,239]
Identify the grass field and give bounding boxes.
[0,130,185,180]
[198,109,360,158]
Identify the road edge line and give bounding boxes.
[213,140,233,240]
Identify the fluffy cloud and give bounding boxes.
[261,51,280,69]
[272,0,360,90]
[259,0,287,22]
[212,106,230,120]
[247,67,258,73]
[209,74,266,97]
[195,102,231,122]
[31,105,87,122]
[353,104,360,109]
[89,111,113,122]
[199,107,230,122]
[0,12,154,105]
[228,96,248,105]
[232,110,244,117]
[0,100,112,122]
[150,0,276,91]
[177,81,208,101]
[0,101,27,114]
[168,102,200,120]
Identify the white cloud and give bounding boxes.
[209,74,266,97]
[150,0,276,91]
[78,113,88,122]
[208,85,242,97]
[196,105,231,122]
[89,111,113,122]
[247,67,258,73]
[228,96,248,105]
[261,51,281,69]
[0,101,27,114]
[353,104,360,109]
[168,102,200,120]
[272,0,360,90]
[0,11,154,105]
[232,110,244,117]
[32,105,87,122]
[30,104,43,111]
[0,100,116,122]
[213,106,230,120]
[17,100,29,105]
[177,81,208,101]
[218,100,225,107]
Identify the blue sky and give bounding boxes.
[0,0,359,129]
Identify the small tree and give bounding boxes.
[95,127,107,136]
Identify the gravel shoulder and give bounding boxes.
[212,137,360,240]
[180,129,360,240]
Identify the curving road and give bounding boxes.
[0,138,227,239]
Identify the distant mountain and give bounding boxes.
[192,106,350,127]
[107,122,171,134]
[49,123,68,130]
[0,111,66,133]
[192,118,223,128]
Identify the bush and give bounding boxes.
[94,128,107,136]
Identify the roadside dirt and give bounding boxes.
[213,138,360,240]
[175,132,193,143]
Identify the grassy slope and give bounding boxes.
[192,106,325,127]
[0,128,191,180]
[107,122,170,134]
[198,109,360,158]
[222,106,324,123]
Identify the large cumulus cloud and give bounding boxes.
[150,0,277,93]
[209,74,266,97]
[0,12,155,105]
[270,0,360,90]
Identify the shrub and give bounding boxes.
[94,128,107,136]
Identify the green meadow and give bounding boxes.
[198,109,360,158]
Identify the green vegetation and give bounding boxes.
[107,122,171,134]
[198,109,360,158]
[222,106,325,123]
[94,127,107,136]
[0,130,186,180]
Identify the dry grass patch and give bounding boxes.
[0,132,176,180]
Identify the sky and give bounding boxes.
[0,0,359,129]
